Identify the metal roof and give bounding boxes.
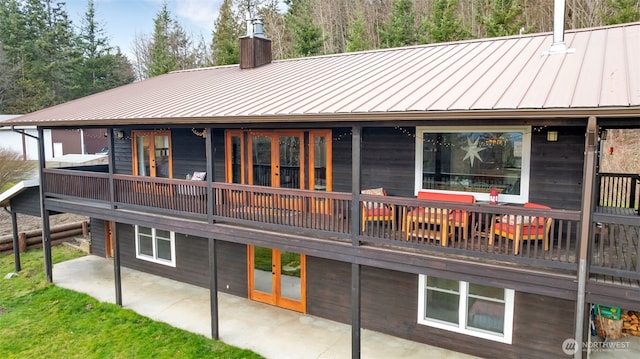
[3,22,640,127]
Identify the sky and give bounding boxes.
[65,0,222,59]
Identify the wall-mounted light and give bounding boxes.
[116,130,125,140]
[546,131,558,142]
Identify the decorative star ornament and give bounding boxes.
[462,137,486,167]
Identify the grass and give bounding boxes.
[0,246,264,359]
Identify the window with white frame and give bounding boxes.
[415,126,531,203]
[135,226,176,267]
[418,275,514,343]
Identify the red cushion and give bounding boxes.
[365,207,393,216]
[524,202,551,209]
[417,191,475,203]
[495,222,547,235]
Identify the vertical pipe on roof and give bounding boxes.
[549,0,569,53]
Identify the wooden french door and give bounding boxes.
[225,129,331,190]
[248,246,306,313]
[132,130,172,178]
[104,221,114,258]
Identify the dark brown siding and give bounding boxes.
[83,128,108,154]
[51,129,82,155]
[529,127,585,210]
[116,223,247,296]
[90,218,106,257]
[10,188,42,216]
[307,257,575,359]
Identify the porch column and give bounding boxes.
[113,222,122,306]
[574,116,598,358]
[9,209,21,272]
[107,129,116,209]
[37,127,52,282]
[351,126,362,359]
[205,127,219,340]
[209,238,219,339]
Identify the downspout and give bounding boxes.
[574,116,598,358]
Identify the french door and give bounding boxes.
[225,129,331,190]
[132,130,172,178]
[248,246,306,312]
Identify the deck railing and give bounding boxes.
[44,169,640,276]
[591,211,640,282]
[596,173,640,214]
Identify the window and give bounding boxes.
[418,275,514,343]
[135,226,176,267]
[415,126,531,203]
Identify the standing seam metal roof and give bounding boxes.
[3,22,640,127]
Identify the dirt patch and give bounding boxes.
[0,209,88,237]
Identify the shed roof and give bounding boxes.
[3,22,640,128]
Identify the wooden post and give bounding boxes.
[37,127,52,282]
[350,126,362,359]
[10,210,20,272]
[574,116,598,358]
[209,237,219,340]
[113,222,122,306]
[18,233,27,253]
[81,221,89,237]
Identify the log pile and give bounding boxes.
[0,221,89,253]
[622,311,640,337]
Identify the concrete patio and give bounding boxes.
[52,255,478,359]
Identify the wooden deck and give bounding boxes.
[42,168,640,287]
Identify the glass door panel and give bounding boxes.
[154,135,170,178]
[252,246,274,295]
[251,135,272,187]
[280,251,302,301]
[135,134,151,176]
[278,136,301,189]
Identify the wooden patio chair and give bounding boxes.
[361,188,395,232]
[489,202,553,255]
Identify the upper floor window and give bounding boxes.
[415,126,531,203]
[135,226,176,267]
[418,275,515,344]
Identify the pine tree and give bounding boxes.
[285,0,324,57]
[423,0,471,43]
[478,0,526,37]
[146,2,178,77]
[602,0,640,25]
[74,0,134,97]
[211,0,240,66]
[346,9,371,52]
[379,0,417,48]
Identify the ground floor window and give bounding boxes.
[135,226,176,267]
[418,275,514,343]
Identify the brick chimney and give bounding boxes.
[240,18,272,69]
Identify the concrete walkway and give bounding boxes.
[53,256,478,359]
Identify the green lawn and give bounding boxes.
[0,246,264,359]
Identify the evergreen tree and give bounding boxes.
[346,9,371,52]
[211,0,240,66]
[74,0,134,97]
[146,2,178,77]
[479,0,526,37]
[285,0,324,57]
[602,0,640,25]
[379,0,417,48]
[423,0,471,43]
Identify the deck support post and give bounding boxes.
[37,127,52,282]
[574,116,598,358]
[113,222,122,306]
[209,238,219,339]
[10,209,21,272]
[205,127,219,340]
[350,126,362,359]
[108,128,116,208]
